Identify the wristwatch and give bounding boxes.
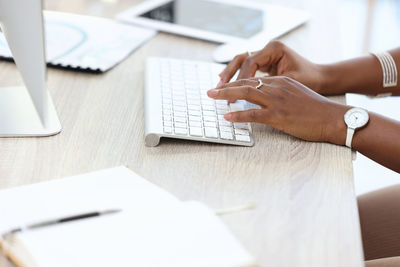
[344,108,369,148]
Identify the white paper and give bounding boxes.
[0,166,180,234]
[19,202,255,267]
[0,11,157,72]
[0,166,256,267]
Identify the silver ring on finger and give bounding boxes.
[255,79,263,89]
[247,50,252,57]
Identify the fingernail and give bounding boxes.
[207,89,219,97]
[216,80,223,88]
[224,113,232,121]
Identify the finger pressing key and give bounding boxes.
[207,86,266,107]
[218,53,247,85]
[237,54,261,80]
[215,77,274,90]
[216,78,259,89]
[224,109,266,123]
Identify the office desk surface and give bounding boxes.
[0,0,364,266]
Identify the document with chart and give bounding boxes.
[0,11,156,72]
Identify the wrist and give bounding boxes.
[317,55,385,96]
[324,104,351,146]
[317,64,345,96]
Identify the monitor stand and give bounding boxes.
[0,0,61,137]
[0,87,61,137]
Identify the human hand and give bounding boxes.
[217,41,327,94]
[208,76,350,145]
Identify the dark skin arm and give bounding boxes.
[322,51,400,96]
[218,41,400,96]
[209,41,400,173]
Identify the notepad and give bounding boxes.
[0,12,156,72]
[0,167,257,267]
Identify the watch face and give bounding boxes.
[344,108,369,129]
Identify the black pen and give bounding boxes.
[2,209,121,238]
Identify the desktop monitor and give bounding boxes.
[0,0,61,136]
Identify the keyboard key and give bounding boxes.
[189,121,202,127]
[230,102,245,112]
[220,131,234,140]
[162,81,171,86]
[174,111,187,117]
[203,110,216,117]
[163,109,172,116]
[188,110,201,116]
[173,100,186,106]
[201,99,215,105]
[233,123,249,130]
[172,90,185,96]
[163,98,172,104]
[202,105,216,111]
[187,98,200,104]
[175,128,188,135]
[235,135,251,142]
[189,115,201,122]
[216,100,228,105]
[163,121,172,127]
[219,126,233,132]
[200,82,211,88]
[204,127,218,138]
[188,104,201,111]
[218,120,232,127]
[185,81,198,88]
[163,104,172,110]
[203,116,216,122]
[173,96,185,102]
[234,129,250,136]
[174,122,187,129]
[216,104,228,109]
[217,115,226,121]
[174,116,187,123]
[164,126,172,134]
[186,87,199,92]
[173,106,186,112]
[162,93,172,100]
[190,127,203,137]
[204,121,217,127]
[163,115,172,122]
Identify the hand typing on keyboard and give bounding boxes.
[207,76,350,145]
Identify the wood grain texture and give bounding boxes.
[0,0,364,266]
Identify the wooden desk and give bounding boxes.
[0,0,364,266]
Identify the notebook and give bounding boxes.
[0,167,257,267]
[0,12,156,72]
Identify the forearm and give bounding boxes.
[332,110,400,173]
[319,48,400,96]
[353,113,400,173]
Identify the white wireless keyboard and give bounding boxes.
[144,57,255,147]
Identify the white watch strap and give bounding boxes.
[346,128,355,148]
